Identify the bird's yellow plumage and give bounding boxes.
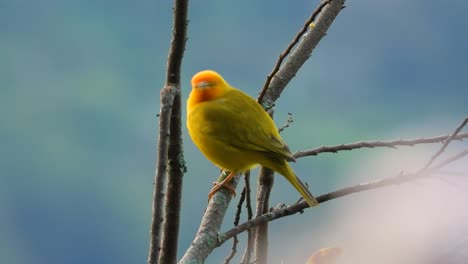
[187,70,318,207]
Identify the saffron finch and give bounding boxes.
[187,70,318,207]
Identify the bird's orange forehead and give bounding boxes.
[191,70,222,88]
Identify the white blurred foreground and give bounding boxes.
[273,144,468,264]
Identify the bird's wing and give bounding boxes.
[198,89,295,162]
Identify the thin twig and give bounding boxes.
[294,132,468,158]
[257,0,333,103]
[430,149,468,170]
[422,117,468,170]
[245,171,254,220]
[241,171,254,264]
[165,0,189,86]
[218,149,468,245]
[278,113,294,133]
[224,188,246,264]
[158,0,189,263]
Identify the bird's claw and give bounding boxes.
[208,181,237,200]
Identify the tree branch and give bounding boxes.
[258,0,345,108]
[294,132,468,158]
[148,85,178,264]
[165,0,189,86]
[160,95,186,264]
[240,171,254,264]
[253,167,275,264]
[257,0,335,103]
[218,148,468,245]
[179,174,241,264]
[224,186,246,264]
[422,117,468,169]
[253,1,346,259]
[278,113,294,133]
[148,0,188,263]
[244,171,254,221]
[253,2,345,255]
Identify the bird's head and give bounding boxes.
[189,70,231,105]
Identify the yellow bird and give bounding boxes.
[187,70,318,207]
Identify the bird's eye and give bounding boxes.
[195,81,215,89]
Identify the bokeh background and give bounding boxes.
[2,0,468,263]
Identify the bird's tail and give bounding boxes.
[278,161,319,208]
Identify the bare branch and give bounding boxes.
[224,187,246,264]
[245,171,254,221]
[259,0,346,108]
[149,0,188,263]
[241,171,254,264]
[278,113,294,133]
[430,149,468,170]
[161,94,186,264]
[257,0,334,103]
[422,117,468,169]
[165,0,189,86]
[253,167,275,264]
[252,1,344,262]
[218,149,468,245]
[148,85,177,264]
[294,132,468,158]
[179,174,241,264]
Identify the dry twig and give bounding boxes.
[294,132,468,158]
[240,171,254,264]
[224,188,246,264]
[278,113,294,133]
[218,149,468,245]
[422,117,468,169]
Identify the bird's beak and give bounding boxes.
[195,81,214,89]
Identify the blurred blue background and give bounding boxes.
[2,0,467,263]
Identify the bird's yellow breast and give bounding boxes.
[187,98,260,172]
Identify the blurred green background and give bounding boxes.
[2,0,467,263]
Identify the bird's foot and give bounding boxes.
[207,171,237,200]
